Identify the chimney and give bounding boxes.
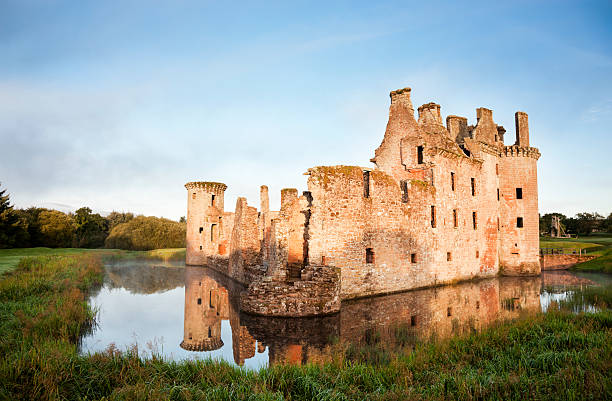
[418,103,444,127]
[446,115,469,142]
[389,87,414,111]
[515,112,529,147]
[260,185,269,215]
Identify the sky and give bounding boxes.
[1,0,611,220]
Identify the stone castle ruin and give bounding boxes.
[185,86,541,317]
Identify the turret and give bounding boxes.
[185,181,227,265]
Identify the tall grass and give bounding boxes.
[0,254,610,400]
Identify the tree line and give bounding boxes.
[540,212,612,236]
[0,183,185,250]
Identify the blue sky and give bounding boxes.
[1,0,611,219]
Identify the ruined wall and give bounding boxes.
[240,265,341,317]
[228,197,261,284]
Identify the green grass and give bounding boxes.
[0,247,186,275]
[540,235,612,273]
[0,254,611,400]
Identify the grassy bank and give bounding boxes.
[540,234,612,273]
[0,247,186,274]
[1,255,611,400]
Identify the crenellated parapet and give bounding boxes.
[503,145,541,160]
[185,181,228,194]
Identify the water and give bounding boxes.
[80,261,608,368]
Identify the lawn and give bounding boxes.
[540,234,612,273]
[0,247,186,275]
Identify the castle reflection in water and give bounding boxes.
[180,266,543,366]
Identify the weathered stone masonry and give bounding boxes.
[185,86,541,316]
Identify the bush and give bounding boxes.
[105,216,185,250]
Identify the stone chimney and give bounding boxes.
[515,112,529,147]
[446,115,469,143]
[389,87,413,111]
[418,103,444,127]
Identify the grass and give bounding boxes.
[0,254,611,400]
[0,247,186,275]
[540,234,612,273]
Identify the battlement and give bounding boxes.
[503,145,541,159]
[185,181,227,193]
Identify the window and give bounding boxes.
[363,171,370,198]
[411,315,417,326]
[476,301,480,309]
[453,209,458,228]
[211,194,215,206]
[447,252,452,261]
[496,164,499,175]
[411,253,417,264]
[471,178,476,196]
[208,327,212,338]
[497,189,500,201]
[447,307,452,317]
[417,146,424,164]
[476,250,480,258]
[497,217,500,231]
[199,227,203,233]
[197,298,202,305]
[431,206,436,228]
[516,188,523,199]
[366,248,375,264]
[321,256,326,265]
[451,172,455,191]
[192,193,196,199]
[210,291,214,307]
[211,224,217,242]
[400,180,409,203]
[472,211,477,230]
[199,245,202,250]
[517,217,524,228]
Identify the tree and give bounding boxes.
[106,211,134,231]
[605,212,612,233]
[0,183,27,248]
[38,210,75,247]
[73,207,108,248]
[179,216,186,223]
[105,216,185,250]
[574,212,604,235]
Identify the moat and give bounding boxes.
[79,260,611,369]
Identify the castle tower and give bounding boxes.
[498,112,541,275]
[185,181,227,265]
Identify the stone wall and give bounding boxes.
[540,254,597,270]
[240,265,341,317]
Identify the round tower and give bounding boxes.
[185,181,227,266]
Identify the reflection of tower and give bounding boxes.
[185,181,228,265]
[180,266,229,352]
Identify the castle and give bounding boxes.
[185,86,541,316]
